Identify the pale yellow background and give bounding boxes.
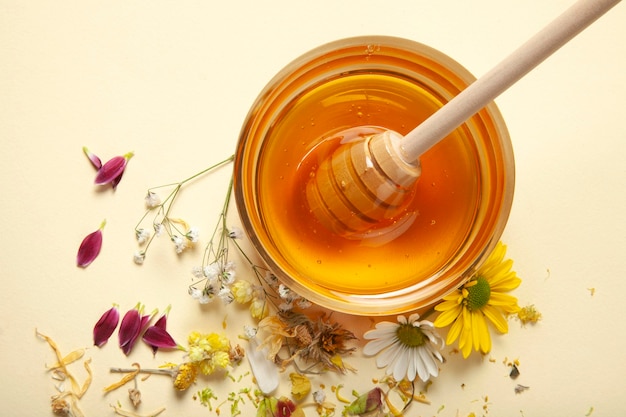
[2,1,625,416]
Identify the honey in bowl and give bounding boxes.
[234,36,514,315]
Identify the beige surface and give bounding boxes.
[2,0,625,415]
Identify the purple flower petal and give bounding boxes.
[82,146,102,170]
[142,326,178,350]
[76,220,106,267]
[93,304,119,347]
[94,152,134,186]
[119,306,141,355]
[145,305,171,354]
[119,305,157,356]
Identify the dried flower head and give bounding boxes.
[258,311,356,373]
[174,362,199,391]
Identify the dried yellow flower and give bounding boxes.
[289,373,311,401]
[174,363,198,391]
[517,304,542,325]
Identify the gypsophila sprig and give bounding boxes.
[188,175,239,305]
[133,155,234,263]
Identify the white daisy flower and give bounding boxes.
[363,313,444,382]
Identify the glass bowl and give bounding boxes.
[234,36,515,316]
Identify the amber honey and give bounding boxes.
[235,37,514,315]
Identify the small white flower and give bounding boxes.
[221,269,236,285]
[154,223,164,237]
[278,284,291,300]
[133,251,145,265]
[218,287,234,305]
[135,228,151,245]
[203,263,220,279]
[312,390,326,405]
[145,191,161,209]
[363,313,444,382]
[265,272,279,288]
[172,235,185,253]
[191,266,204,279]
[243,325,257,339]
[186,226,199,243]
[228,227,244,239]
[189,287,211,304]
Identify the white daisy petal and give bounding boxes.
[376,340,402,368]
[363,336,395,356]
[392,346,410,381]
[406,347,418,382]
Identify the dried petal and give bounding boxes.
[247,337,279,395]
[82,146,102,170]
[103,363,140,393]
[289,373,311,401]
[77,220,106,267]
[46,348,86,369]
[94,152,134,187]
[142,326,178,350]
[93,304,120,347]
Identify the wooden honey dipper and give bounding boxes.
[307,0,620,237]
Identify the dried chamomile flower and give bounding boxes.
[516,304,542,325]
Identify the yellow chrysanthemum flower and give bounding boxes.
[434,242,521,358]
[206,332,230,351]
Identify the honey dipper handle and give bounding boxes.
[398,0,621,163]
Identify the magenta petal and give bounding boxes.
[154,313,167,330]
[142,326,178,349]
[83,146,102,170]
[94,152,133,186]
[119,308,141,355]
[93,305,119,347]
[111,172,124,190]
[95,156,126,185]
[77,220,105,267]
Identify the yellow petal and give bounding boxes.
[459,309,473,358]
[488,293,520,313]
[446,315,463,345]
[489,272,521,292]
[470,311,482,352]
[482,305,509,333]
[474,312,491,354]
[434,303,463,328]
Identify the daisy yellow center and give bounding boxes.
[396,324,426,347]
[465,276,491,311]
